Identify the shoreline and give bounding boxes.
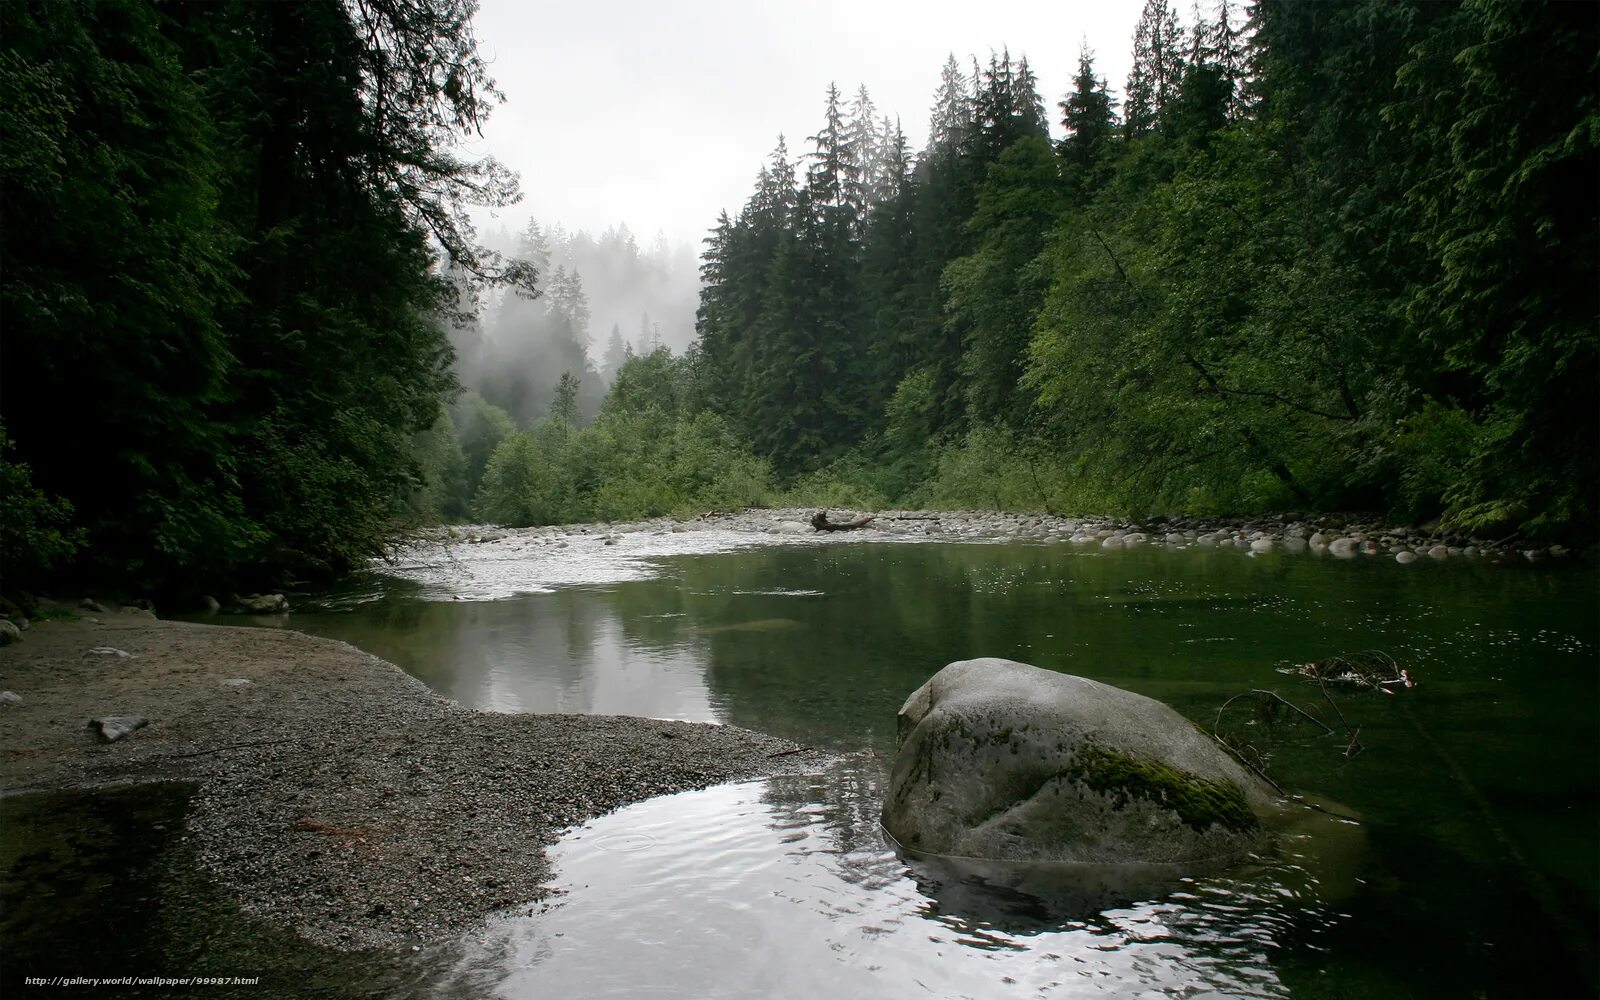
[0,617,830,950]
[390,502,1574,588]
[407,505,1570,566]
[0,511,1580,952]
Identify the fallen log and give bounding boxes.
[811,510,875,532]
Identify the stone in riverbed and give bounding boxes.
[882,658,1277,866]
[1395,550,1418,564]
[88,715,148,743]
[0,691,20,705]
[241,593,288,614]
[0,620,20,646]
[1328,537,1359,558]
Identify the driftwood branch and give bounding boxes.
[1214,689,1336,735]
[811,510,874,532]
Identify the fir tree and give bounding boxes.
[1058,45,1119,197]
[1125,0,1184,137]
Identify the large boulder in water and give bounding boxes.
[882,658,1280,866]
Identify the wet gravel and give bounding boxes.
[414,506,1557,561]
[0,618,828,950]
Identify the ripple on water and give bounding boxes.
[429,761,1338,999]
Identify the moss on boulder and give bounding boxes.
[882,659,1279,866]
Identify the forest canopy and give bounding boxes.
[1,0,1594,598]
[688,0,1597,538]
[0,0,521,592]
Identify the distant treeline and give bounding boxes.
[0,0,526,594]
[3,0,1595,599]
[680,0,1596,537]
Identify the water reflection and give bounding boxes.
[286,589,724,721]
[268,540,1598,996]
[430,756,1331,999]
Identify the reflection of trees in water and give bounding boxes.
[753,753,1305,995]
[596,543,1296,751]
[762,754,901,891]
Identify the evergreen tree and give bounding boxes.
[2,0,524,589]
[946,136,1066,428]
[603,324,628,376]
[845,85,881,221]
[1058,45,1119,197]
[1125,0,1185,137]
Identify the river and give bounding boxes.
[6,532,1597,997]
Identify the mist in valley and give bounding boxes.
[448,218,701,431]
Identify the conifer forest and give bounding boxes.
[1,0,1595,597]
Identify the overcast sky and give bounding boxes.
[462,0,1146,250]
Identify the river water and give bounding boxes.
[6,534,1597,997]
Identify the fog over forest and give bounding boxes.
[446,219,700,429]
[0,0,1591,592]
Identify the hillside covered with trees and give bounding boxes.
[685,0,1597,537]
[0,0,527,594]
[3,0,1595,601]
[465,0,1596,541]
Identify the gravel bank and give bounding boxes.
[0,617,829,950]
[407,506,1563,570]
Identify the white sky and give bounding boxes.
[462,0,1146,249]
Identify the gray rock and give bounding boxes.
[242,593,288,614]
[1250,538,1275,553]
[1427,545,1450,559]
[201,595,221,612]
[89,715,148,743]
[1395,550,1418,564]
[0,690,20,705]
[773,520,812,535]
[80,598,108,613]
[121,606,157,618]
[882,659,1277,866]
[222,678,253,687]
[1328,537,1359,558]
[83,647,132,659]
[0,620,20,646]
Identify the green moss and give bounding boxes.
[1062,745,1257,835]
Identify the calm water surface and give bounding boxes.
[6,539,1596,998]
[280,541,1597,999]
